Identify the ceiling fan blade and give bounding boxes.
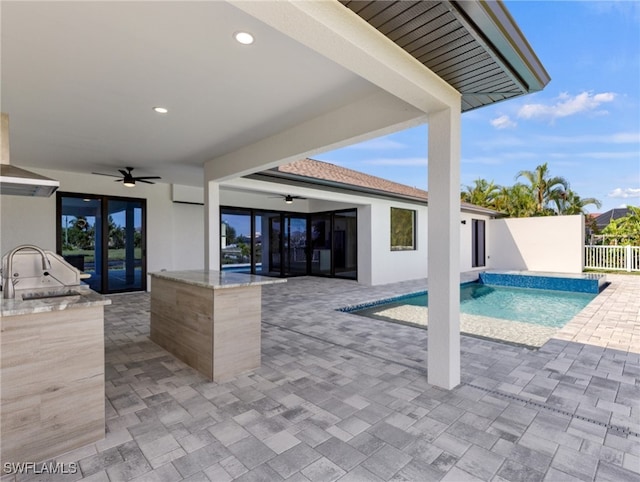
[118,169,129,177]
[134,176,161,180]
[114,179,124,182]
[92,172,121,178]
[137,179,156,184]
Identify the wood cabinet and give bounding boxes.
[1,305,106,464]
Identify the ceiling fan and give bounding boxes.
[92,167,161,187]
[269,194,307,204]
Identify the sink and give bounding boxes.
[21,290,81,301]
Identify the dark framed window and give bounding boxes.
[390,207,416,251]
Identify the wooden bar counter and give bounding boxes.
[149,270,285,382]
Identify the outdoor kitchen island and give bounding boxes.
[0,288,110,465]
[150,270,285,382]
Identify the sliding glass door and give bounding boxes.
[283,215,307,276]
[107,199,144,292]
[333,211,357,279]
[221,207,357,280]
[59,196,103,292]
[57,193,146,293]
[310,214,331,276]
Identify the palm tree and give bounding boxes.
[553,189,602,215]
[461,179,500,209]
[516,163,569,215]
[494,183,537,217]
[604,206,640,245]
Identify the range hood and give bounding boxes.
[0,113,59,197]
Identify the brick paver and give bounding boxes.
[3,273,638,482]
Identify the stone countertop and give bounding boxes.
[150,270,287,290]
[0,286,111,317]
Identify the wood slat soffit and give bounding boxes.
[339,0,550,112]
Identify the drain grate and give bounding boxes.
[462,382,639,438]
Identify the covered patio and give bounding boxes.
[44,274,640,482]
[2,0,551,390]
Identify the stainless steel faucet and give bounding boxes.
[2,245,51,299]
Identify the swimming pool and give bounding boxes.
[362,283,596,328]
[342,273,605,347]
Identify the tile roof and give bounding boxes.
[276,158,428,200]
[273,158,497,215]
[593,208,633,230]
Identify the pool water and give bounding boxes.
[380,283,596,328]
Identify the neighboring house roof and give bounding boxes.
[251,158,499,216]
[593,208,633,231]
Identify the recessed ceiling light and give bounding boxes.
[153,107,168,114]
[234,31,254,45]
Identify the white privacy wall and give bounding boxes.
[0,168,205,280]
[487,215,584,273]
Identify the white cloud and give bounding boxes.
[608,188,640,199]
[517,91,616,122]
[344,137,407,150]
[490,115,517,130]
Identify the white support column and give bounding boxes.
[204,180,220,271]
[427,107,461,390]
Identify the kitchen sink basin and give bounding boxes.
[21,289,81,301]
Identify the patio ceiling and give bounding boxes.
[1,1,548,188]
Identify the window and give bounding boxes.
[390,207,416,251]
[472,219,486,267]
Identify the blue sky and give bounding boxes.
[320,1,640,214]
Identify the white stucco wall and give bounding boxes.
[0,168,205,281]
[487,215,584,273]
[368,202,428,285]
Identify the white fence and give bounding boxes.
[584,245,640,272]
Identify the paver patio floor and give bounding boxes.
[7,273,639,481]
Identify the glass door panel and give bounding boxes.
[107,199,144,292]
[253,214,263,274]
[310,214,331,276]
[283,216,307,276]
[221,211,252,273]
[268,215,282,276]
[334,211,357,279]
[60,196,102,292]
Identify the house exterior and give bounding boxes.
[218,158,499,285]
[1,0,550,389]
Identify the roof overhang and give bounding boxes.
[340,0,550,112]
